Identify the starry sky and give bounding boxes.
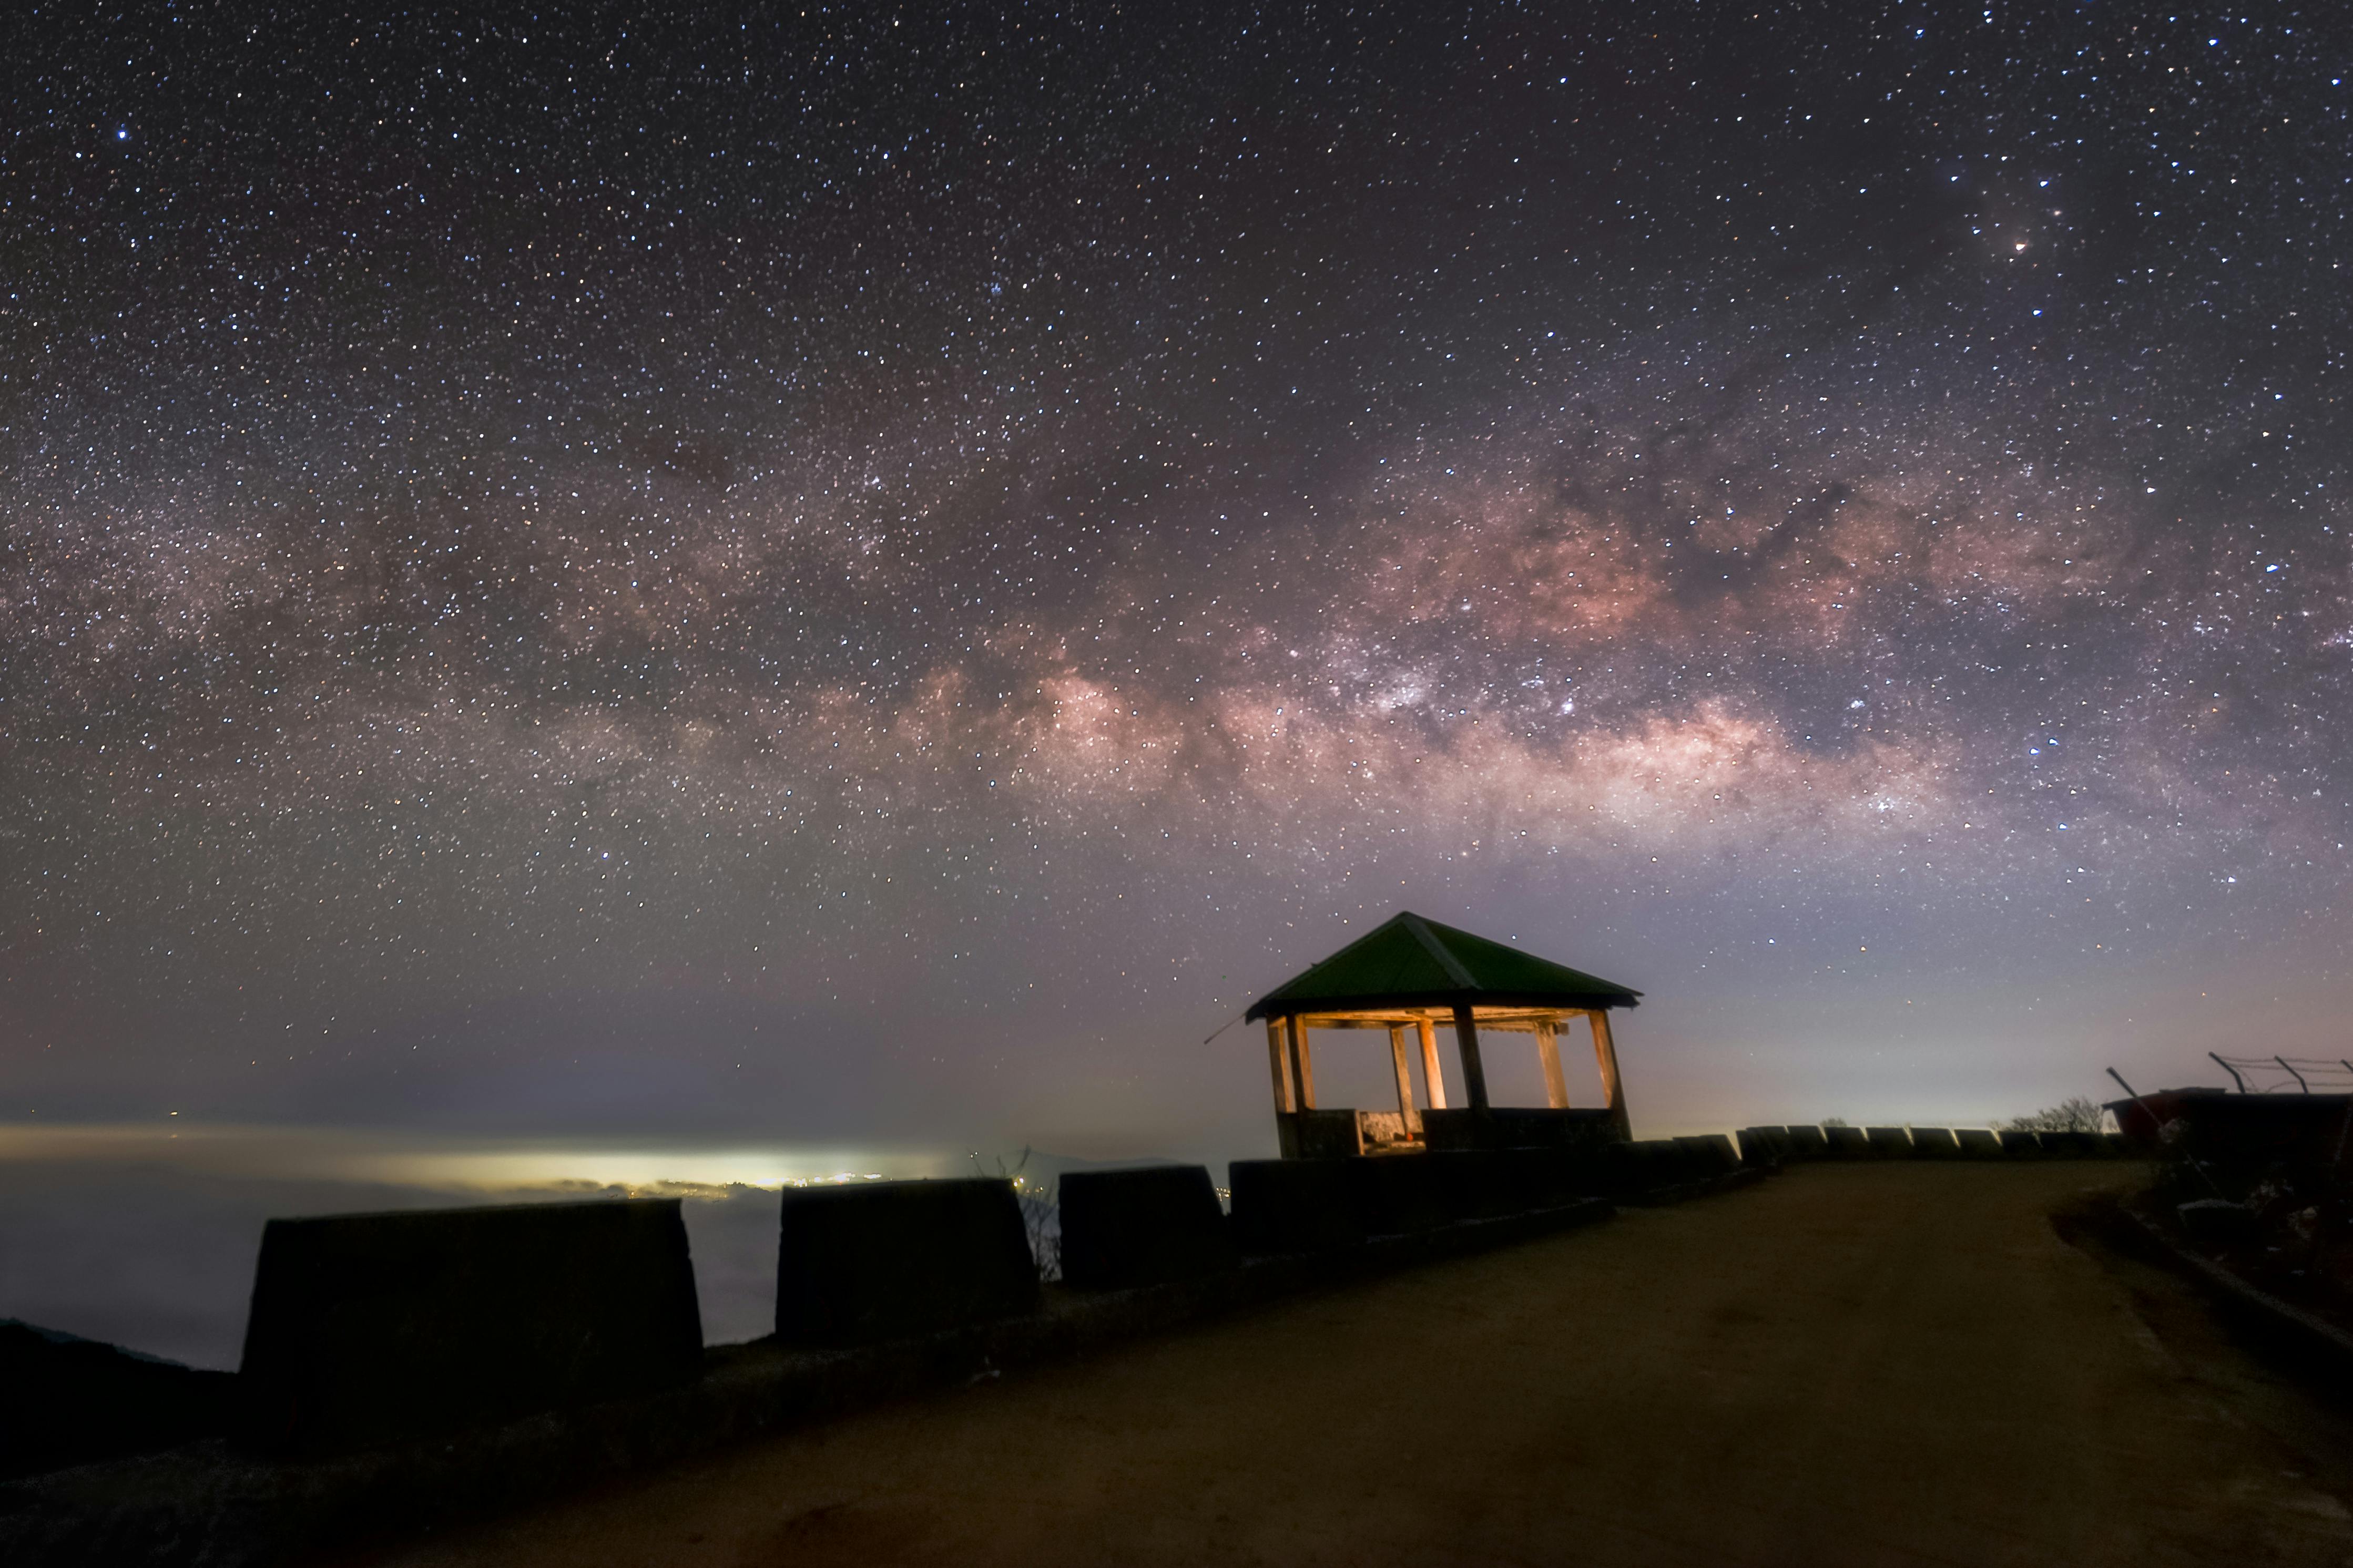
[3,1,2348,1159]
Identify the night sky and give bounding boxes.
[5,1,2348,1159]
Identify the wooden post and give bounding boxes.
[1289,1014,1317,1110]
[1536,1019,1570,1109]
[1417,1018,1448,1110]
[1265,1018,1296,1114]
[1388,1026,1420,1134]
[1590,1009,1629,1137]
[1452,1003,1490,1112]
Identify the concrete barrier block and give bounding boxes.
[1600,1140,1688,1194]
[2,1321,233,1480]
[1675,1134,1741,1176]
[1058,1166,1236,1292]
[1553,1145,1619,1200]
[1632,1139,1699,1186]
[1561,1144,1621,1198]
[1784,1125,1831,1160]
[1953,1128,2002,1159]
[1908,1127,1962,1160]
[1343,1155,1448,1236]
[1736,1126,1789,1165]
[1997,1130,2045,1158]
[1228,1160,1364,1255]
[2039,1130,2097,1159]
[1821,1126,1870,1159]
[1864,1126,1914,1159]
[239,1198,702,1454]
[776,1179,1038,1345]
[1429,1151,1521,1221]
[1503,1146,1578,1210]
[1619,1140,1669,1186]
[1593,1141,1652,1196]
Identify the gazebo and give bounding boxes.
[1244,911,1641,1159]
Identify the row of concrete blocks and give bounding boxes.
[241,1145,1743,1455]
[1226,1136,1744,1254]
[1737,1125,2129,1162]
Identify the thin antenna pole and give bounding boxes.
[1200,1012,1245,1046]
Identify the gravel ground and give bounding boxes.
[343,1163,2353,1567]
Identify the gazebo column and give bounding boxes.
[1288,1015,1317,1110]
[1536,1019,1570,1109]
[1265,1019,1296,1114]
[1416,1019,1448,1110]
[1452,1003,1491,1112]
[1387,1026,1420,1134]
[1590,1009,1629,1136]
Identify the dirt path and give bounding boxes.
[351,1164,2353,1567]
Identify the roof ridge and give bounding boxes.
[1240,911,1641,1021]
[1397,911,1478,989]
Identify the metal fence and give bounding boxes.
[2207,1053,2353,1095]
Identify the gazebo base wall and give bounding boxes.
[1275,1109,1366,1160]
[1276,1106,1623,1159]
[1423,1107,1622,1153]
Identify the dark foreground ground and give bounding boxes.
[348,1163,2353,1567]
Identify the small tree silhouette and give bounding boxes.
[971,1147,1061,1282]
[2006,1096,2106,1134]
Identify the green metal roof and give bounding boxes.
[1242,911,1642,1020]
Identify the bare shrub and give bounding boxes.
[970,1148,1061,1282]
[2005,1096,2107,1134]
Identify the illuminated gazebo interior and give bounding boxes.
[1242,911,1642,1158]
